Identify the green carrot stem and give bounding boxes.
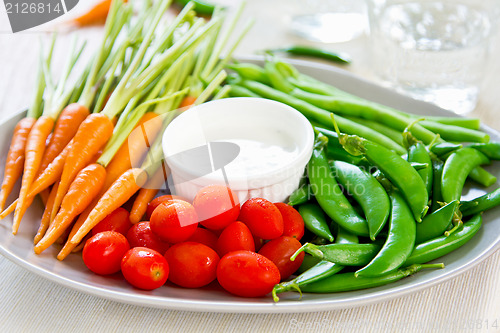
[27,41,50,119]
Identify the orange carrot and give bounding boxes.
[34,183,59,245]
[12,116,54,234]
[34,163,106,254]
[57,200,95,260]
[103,112,162,190]
[179,95,197,109]
[129,164,169,224]
[73,0,112,27]
[50,113,114,222]
[38,103,90,173]
[0,117,36,211]
[68,168,146,248]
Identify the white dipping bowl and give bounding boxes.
[162,97,314,203]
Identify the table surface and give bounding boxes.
[1,1,499,332]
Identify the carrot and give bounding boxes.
[34,163,106,254]
[38,103,90,173]
[0,117,36,211]
[72,0,112,27]
[67,168,147,249]
[103,112,162,190]
[57,201,94,260]
[34,183,59,245]
[178,95,197,109]
[129,164,169,224]
[12,116,54,234]
[50,113,114,222]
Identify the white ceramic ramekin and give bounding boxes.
[162,97,314,203]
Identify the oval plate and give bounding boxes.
[1,57,499,313]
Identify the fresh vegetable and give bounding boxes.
[91,207,132,236]
[72,0,114,26]
[82,231,130,275]
[146,194,187,220]
[298,203,335,242]
[192,185,240,230]
[126,221,170,254]
[266,45,351,64]
[186,228,218,250]
[216,221,255,257]
[238,197,284,239]
[149,199,199,244]
[121,247,169,290]
[258,236,304,281]
[274,202,305,241]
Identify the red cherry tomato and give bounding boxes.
[121,247,169,290]
[258,236,304,280]
[253,234,264,252]
[274,203,305,241]
[126,221,170,254]
[146,194,187,219]
[150,199,198,244]
[164,242,220,288]
[186,228,218,250]
[238,198,284,240]
[192,185,240,230]
[91,207,132,236]
[216,221,255,257]
[217,250,281,297]
[82,231,130,275]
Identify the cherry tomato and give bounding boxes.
[217,250,281,297]
[238,198,284,240]
[126,221,170,254]
[164,242,220,288]
[253,234,264,252]
[121,247,169,290]
[274,203,305,241]
[82,231,130,275]
[146,194,186,219]
[258,236,304,280]
[186,228,218,250]
[192,185,240,230]
[216,221,255,257]
[91,207,132,236]
[150,199,198,244]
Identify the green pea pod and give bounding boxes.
[296,254,321,274]
[298,203,335,242]
[272,226,358,302]
[416,200,459,244]
[441,148,490,203]
[288,185,312,206]
[299,263,444,293]
[331,161,390,240]
[291,243,381,266]
[339,134,429,222]
[468,142,500,160]
[307,140,369,236]
[430,157,445,212]
[461,188,500,216]
[408,142,433,198]
[429,142,462,157]
[356,191,416,277]
[315,126,366,165]
[405,214,482,265]
[267,45,351,65]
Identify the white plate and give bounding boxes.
[1,57,500,313]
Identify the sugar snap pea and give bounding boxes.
[408,141,433,198]
[429,142,462,157]
[291,242,382,266]
[331,160,390,240]
[405,214,482,265]
[288,185,312,206]
[415,200,459,244]
[441,148,490,203]
[469,142,500,160]
[307,137,369,236]
[298,263,444,293]
[430,156,445,212]
[356,191,416,277]
[298,203,335,243]
[461,188,500,216]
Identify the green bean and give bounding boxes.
[227,63,270,85]
[307,137,369,236]
[405,214,482,265]
[336,128,429,222]
[288,185,312,206]
[468,142,500,160]
[417,117,481,130]
[441,148,490,203]
[237,81,407,154]
[299,263,444,293]
[288,75,351,98]
[228,84,261,98]
[419,120,489,143]
[266,45,351,64]
[291,242,382,266]
[415,200,459,244]
[331,161,390,240]
[408,142,433,198]
[345,116,405,147]
[461,188,500,216]
[356,191,416,277]
[288,87,440,145]
[298,203,335,243]
[468,166,497,187]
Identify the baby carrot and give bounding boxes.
[72,0,112,27]
[34,182,59,245]
[13,115,54,234]
[178,95,197,109]
[34,163,106,254]
[68,168,147,248]
[38,103,90,173]
[129,164,169,224]
[50,113,114,222]
[0,117,36,211]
